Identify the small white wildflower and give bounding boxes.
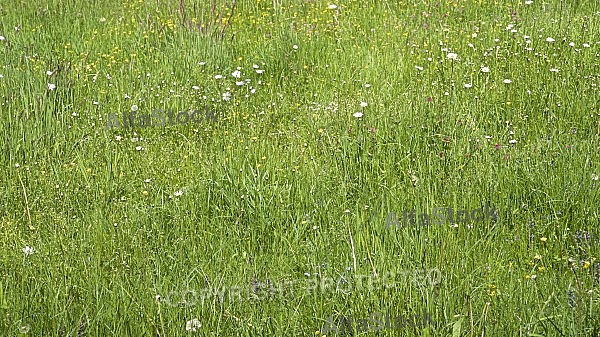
[509,139,517,144]
[592,174,599,181]
[198,61,206,65]
[583,43,590,48]
[353,112,364,118]
[131,105,138,112]
[135,146,142,151]
[484,135,492,139]
[185,319,202,332]
[503,79,512,84]
[293,44,298,49]
[231,70,241,78]
[546,37,555,42]
[0,36,5,41]
[46,70,53,76]
[214,75,223,79]
[481,66,490,73]
[364,83,371,88]
[415,65,423,70]
[328,4,338,9]
[235,81,245,86]
[360,102,368,108]
[464,83,473,88]
[23,246,35,257]
[569,42,575,47]
[525,0,533,4]
[47,83,56,90]
[447,52,458,60]
[255,69,264,74]
[550,68,559,72]
[253,64,259,69]
[192,86,200,90]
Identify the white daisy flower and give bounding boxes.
[353,112,364,118]
[481,66,490,73]
[328,4,338,9]
[47,83,56,90]
[546,37,555,42]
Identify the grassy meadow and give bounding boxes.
[1,0,600,335]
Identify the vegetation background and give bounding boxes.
[0,0,599,335]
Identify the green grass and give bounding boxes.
[1,0,599,336]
